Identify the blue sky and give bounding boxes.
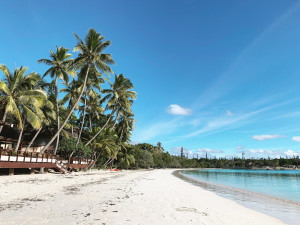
[1,0,300,158]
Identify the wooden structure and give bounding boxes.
[0,149,92,175]
[0,122,92,175]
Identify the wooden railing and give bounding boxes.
[0,149,92,166]
[0,149,57,163]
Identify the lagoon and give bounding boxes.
[181,169,300,202]
[179,169,300,225]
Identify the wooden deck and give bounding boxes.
[0,149,92,175]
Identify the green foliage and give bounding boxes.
[133,148,154,169]
[57,137,91,157]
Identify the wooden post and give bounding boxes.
[30,152,33,163]
[4,140,6,150]
[36,153,39,162]
[23,151,26,162]
[42,154,44,163]
[0,149,2,160]
[16,151,19,162]
[8,150,11,162]
[9,168,14,176]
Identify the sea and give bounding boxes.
[176,169,300,225]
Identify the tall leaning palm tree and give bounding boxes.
[38,46,73,154]
[76,65,106,145]
[41,28,115,153]
[85,74,136,146]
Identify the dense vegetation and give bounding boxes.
[112,142,300,169]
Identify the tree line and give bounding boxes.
[93,142,300,170]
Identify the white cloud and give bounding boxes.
[284,150,299,157]
[197,148,223,154]
[252,134,282,141]
[226,110,234,116]
[236,145,244,150]
[170,147,195,158]
[249,149,264,154]
[167,104,192,115]
[292,136,300,142]
[238,148,300,159]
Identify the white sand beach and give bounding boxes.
[0,169,285,225]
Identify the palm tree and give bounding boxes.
[116,112,135,142]
[0,65,47,151]
[61,78,80,110]
[38,46,73,154]
[85,74,136,146]
[104,112,135,167]
[41,28,115,153]
[118,146,135,169]
[86,93,104,131]
[76,65,105,145]
[24,99,56,152]
[88,129,118,169]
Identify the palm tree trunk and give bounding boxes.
[15,119,25,152]
[40,64,91,154]
[54,77,60,154]
[24,127,42,152]
[85,109,116,146]
[88,90,92,131]
[89,114,92,131]
[76,89,87,146]
[88,149,102,169]
[111,111,120,130]
[0,110,8,135]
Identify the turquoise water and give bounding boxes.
[181,169,300,202]
[177,169,300,224]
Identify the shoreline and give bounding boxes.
[0,169,285,225]
[176,169,300,225]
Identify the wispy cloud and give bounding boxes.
[133,118,182,142]
[184,100,293,138]
[252,134,283,141]
[167,104,192,115]
[192,2,300,110]
[226,110,234,116]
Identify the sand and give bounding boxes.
[0,169,285,225]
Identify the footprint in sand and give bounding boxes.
[176,207,208,216]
